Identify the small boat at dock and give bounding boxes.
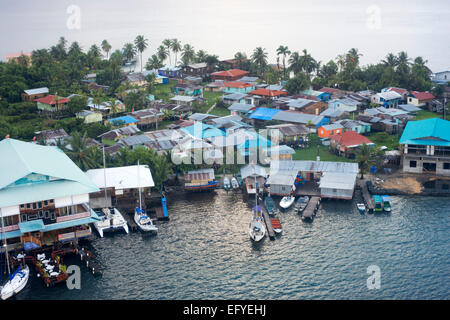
[93,207,129,237]
[280,195,295,209]
[270,217,282,234]
[294,196,309,213]
[249,207,266,242]
[1,264,29,300]
[134,207,158,233]
[264,196,277,216]
[223,177,231,191]
[381,195,391,212]
[373,195,383,213]
[231,177,240,190]
[357,203,366,214]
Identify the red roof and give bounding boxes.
[211,69,249,78]
[329,131,374,148]
[387,87,408,95]
[409,91,435,101]
[224,82,254,89]
[319,87,342,94]
[249,88,288,97]
[34,95,70,105]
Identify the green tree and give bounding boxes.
[101,40,112,59]
[67,95,88,115]
[276,45,291,80]
[171,39,182,66]
[65,131,99,171]
[285,73,310,95]
[134,35,149,73]
[162,39,172,65]
[251,47,268,77]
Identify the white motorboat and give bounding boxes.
[357,203,366,214]
[280,196,295,209]
[1,264,30,300]
[223,177,231,191]
[93,207,129,238]
[249,215,266,242]
[134,207,158,233]
[231,177,240,190]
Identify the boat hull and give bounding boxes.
[280,196,295,209]
[1,265,30,300]
[134,212,158,233]
[185,181,219,192]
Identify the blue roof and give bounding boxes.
[108,115,138,125]
[399,118,450,146]
[237,133,272,149]
[249,107,280,120]
[19,220,45,233]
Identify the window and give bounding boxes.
[20,204,24,208]
[444,163,450,170]
[38,202,42,209]
[410,160,417,168]
[26,203,30,209]
[44,200,48,206]
[32,203,37,210]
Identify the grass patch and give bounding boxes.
[292,145,355,162]
[366,132,400,150]
[414,110,449,121]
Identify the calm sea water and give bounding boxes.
[1,0,449,71]
[11,190,450,300]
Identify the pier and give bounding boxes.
[259,196,275,240]
[358,179,374,213]
[77,246,103,276]
[302,196,321,221]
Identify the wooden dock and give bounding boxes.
[77,246,103,276]
[302,196,321,221]
[155,206,169,221]
[358,179,374,213]
[259,197,275,240]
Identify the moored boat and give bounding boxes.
[223,177,231,191]
[249,205,266,242]
[264,196,277,216]
[270,217,282,234]
[381,195,391,212]
[185,169,219,192]
[1,264,30,300]
[373,195,383,212]
[357,203,366,214]
[280,196,295,209]
[94,207,129,237]
[294,196,309,213]
[134,207,158,233]
[231,177,240,190]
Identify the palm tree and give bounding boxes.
[65,131,98,171]
[146,54,163,71]
[288,51,302,75]
[381,53,398,68]
[123,43,137,63]
[134,35,149,73]
[336,54,346,72]
[181,44,195,66]
[251,47,268,77]
[205,54,219,72]
[69,41,82,55]
[88,45,101,58]
[347,48,362,66]
[150,152,173,189]
[157,45,168,64]
[356,143,371,179]
[196,50,207,63]
[276,45,291,80]
[300,49,316,75]
[171,38,182,66]
[101,40,112,59]
[162,39,172,65]
[234,52,247,70]
[397,51,411,65]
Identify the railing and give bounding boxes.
[57,228,92,241]
[0,224,20,233]
[56,210,90,223]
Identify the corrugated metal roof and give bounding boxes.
[228,102,255,112]
[24,87,49,95]
[86,165,155,190]
[319,172,357,190]
[240,164,268,179]
[249,107,280,120]
[399,118,450,146]
[270,160,358,174]
[185,169,215,181]
[272,111,325,125]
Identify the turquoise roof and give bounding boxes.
[0,139,99,207]
[108,115,138,125]
[399,118,450,146]
[237,133,272,149]
[249,107,280,120]
[182,122,225,139]
[19,220,45,233]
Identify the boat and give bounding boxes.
[373,195,383,212]
[249,205,266,242]
[134,161,158,233]
[264,196,277,216]
[381,195,391,212]
[93,207,129,237]
[1,210,29,300]
[270,217,282,234]
[280,195,295,209]
[223,177,231,191]
[184,169,219,192]
[294,196,310,213]
[357,203,366,214]
[134,207,158,233]
[231,177,240,190]
[1,264,30,300]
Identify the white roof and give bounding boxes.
[319,172,357,190]
[170,95,196,102]
[24,87,49,95]
[376,91,402,100]
[86,165,155,190]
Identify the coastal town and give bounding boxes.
[1,37,449,299]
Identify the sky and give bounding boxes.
[0,0,449,72]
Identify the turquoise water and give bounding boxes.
[13,191,450,299]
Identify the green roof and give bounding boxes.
[0,139,99,207]
[399,118,450,146]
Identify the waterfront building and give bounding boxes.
[240,164,267,195]
[0,139,100,250]
[399,118,450,176]
[86,165,154,212]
